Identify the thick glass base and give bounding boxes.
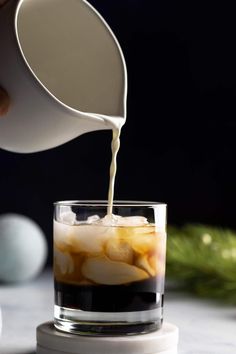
[54,305,163,336]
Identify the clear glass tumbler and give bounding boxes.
[54,201,167,336]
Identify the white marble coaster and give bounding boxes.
[36,322,179,354]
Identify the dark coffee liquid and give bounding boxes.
[55,277,164,312]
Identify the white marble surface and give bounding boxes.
[0,270,235,354]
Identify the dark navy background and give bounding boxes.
[1,1,236,263]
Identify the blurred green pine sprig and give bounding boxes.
[166,224,236,303]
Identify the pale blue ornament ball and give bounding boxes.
[0,214,48,283]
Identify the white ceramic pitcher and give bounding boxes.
[0,0,127,153]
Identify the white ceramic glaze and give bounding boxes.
[0,0,127,153]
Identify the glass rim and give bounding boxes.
[54,200,167,207]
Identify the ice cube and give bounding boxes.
[58,206,76,225]
[95,214,120,226]
[96,214,148,227]
[81,256,149,285]
[54,220,73,250]
[131,232,157,254]
[87,215,100,224]
[116,216,148,227]
[54,248,74,275]
[75,215,101,225]
[135,255,156,276]
[70,224,115,254]
[105,238,133,264]
[149,255,166,276]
